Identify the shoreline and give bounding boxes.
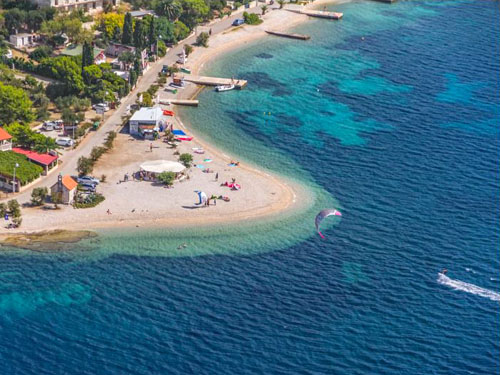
[0,0,343,237]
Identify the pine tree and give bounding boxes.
[148,17,156,50]
[122,12,133,45]
[81,42,94,72]
[133,19,145,49]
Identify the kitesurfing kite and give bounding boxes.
[315,209,342,239]
[194,190,207,205]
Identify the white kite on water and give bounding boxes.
[315,209,342,239]
[437,272,500,302]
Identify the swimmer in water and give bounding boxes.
[441,268,448,275]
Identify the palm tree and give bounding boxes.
[155,0,182,22]
[261,5,268,15]
[278,0,285,9]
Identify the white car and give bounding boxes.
[4,49,13,59]
[93,103,110,112]
[56,137,74,147]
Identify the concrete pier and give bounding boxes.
[184,75,247,89]
[265,30,311,40]
[288,9,343,20]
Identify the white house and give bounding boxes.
[9,33,34,48]
[129,107,165,138]
[32,0,120,14]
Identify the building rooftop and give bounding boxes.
[62,175,78,190]
[129,10,156,18]
[12,148,58,166]
[129,107,163,123]
[0,128,12,141]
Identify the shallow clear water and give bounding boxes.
[1,1,499,373]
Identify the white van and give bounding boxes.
[56,137,74,147]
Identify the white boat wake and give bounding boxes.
[437,273,500,302]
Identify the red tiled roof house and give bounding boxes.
[0,128,12,152]
[50,174,78,204]
[12,148,58,175]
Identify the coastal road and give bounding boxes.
[4,5,268,204]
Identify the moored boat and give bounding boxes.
[215,84,235,92]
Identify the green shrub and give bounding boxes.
[243,12,262,25]
[196,32,209,47]
[179,153,193,168]
[158,171,175,186]
[31,187,48,206]
[73,193,105,208]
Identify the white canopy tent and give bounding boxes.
[140,160,186,174]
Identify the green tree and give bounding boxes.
[156,0,182,22]
[196,32,209,47]
[157,39,167,57]
[4,123,34,147]
[29,45,52,62]
[31,187,48,206]
[133,19,145,49]
[261,5,268,15]
[158,171,175,186]
[77,156,93,175]
[83,64,103,84]
[179,0,210,29]
[0,82,35,125]
[174,21,190,41]
[184,44,193,56]
[82,41,94,71]
[41,15,83,42]
[243,12,262,25]
[129,69,138,87]
[97,12,124,39]
[26,10,46,32]
[179,153,193,168]
[139,92,153,107]
[4,9,25,34]
[51,191,62,209]
[122,12,133,45]
[277,0,285,9]
[0,203,6,218]
[33,135,58,154]
[7,199,21,217]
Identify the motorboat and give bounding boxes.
[215,84,235,92]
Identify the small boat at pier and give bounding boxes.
[215,84,235,92]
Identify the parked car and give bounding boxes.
[42,121,55,131]
[161,65,168,73]
[4,49,13,59]
[56,137,74,147]
[79,183,96,193]
[232,18,245,26]
[93,103,110,112]
[53,120,63,130]
[77,176,100,185]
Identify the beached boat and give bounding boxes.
[180,68,191,74]
[215,84,235,92]
[163,110,175,116]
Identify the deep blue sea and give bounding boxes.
[1,1,499,374]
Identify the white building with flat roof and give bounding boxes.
[32,0,120,14]
[129,107,165,137]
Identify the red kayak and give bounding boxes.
[163,110,175,116]
[175,136,193,141]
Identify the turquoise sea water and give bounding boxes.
[1,1,499,373]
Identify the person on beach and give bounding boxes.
[150,143,153,152]
[215,172,218,181]
[209,28,212,36]
[106,209,112,215]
